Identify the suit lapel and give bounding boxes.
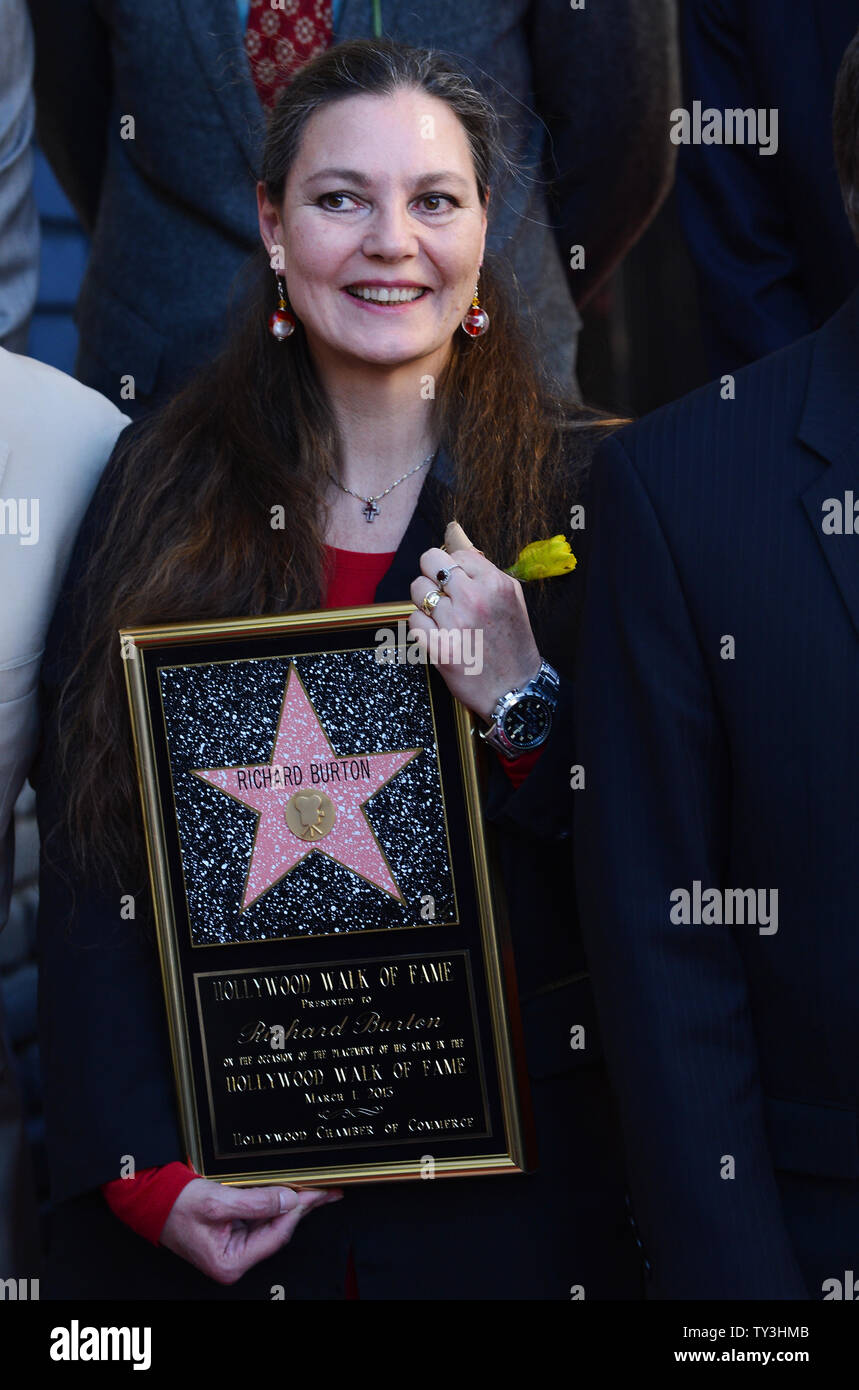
[176,0,264,171]
[799,288,859,641]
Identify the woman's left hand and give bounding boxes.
[408,545,542,722]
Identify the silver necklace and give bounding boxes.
[327,450,435,522]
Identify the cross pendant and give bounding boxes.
[363,499,381,522]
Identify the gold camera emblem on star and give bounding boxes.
[284,789,337,841]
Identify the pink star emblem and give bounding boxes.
[192,664,420,911]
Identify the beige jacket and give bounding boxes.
[0,347,128,924]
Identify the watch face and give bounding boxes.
[501,695,551,750]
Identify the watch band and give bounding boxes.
[479,660,560,760]
[529,660,560,705]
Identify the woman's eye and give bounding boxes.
[316,191,457,214]
[415,194,457,213]
[318,192,361,211]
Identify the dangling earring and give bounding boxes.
[268,274,295,340]
[461,281,490,337]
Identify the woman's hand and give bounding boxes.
[160,1177,341,1285]
[408,542,542,722]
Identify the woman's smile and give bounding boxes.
[342,281,432,309]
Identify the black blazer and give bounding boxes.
[575,287,859,1299]
[35,436,641,1299]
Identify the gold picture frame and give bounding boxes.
[121,602,535,1186]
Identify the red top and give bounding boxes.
[324,545,399,609]
[102,546,541,1244]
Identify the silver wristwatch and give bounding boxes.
[479,660,560,760]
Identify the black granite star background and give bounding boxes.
[158,647,457,944]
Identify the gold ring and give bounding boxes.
[420,588,444,616]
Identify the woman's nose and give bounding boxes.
[361,202,419,260]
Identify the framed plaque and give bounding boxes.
[121,602,535,1186]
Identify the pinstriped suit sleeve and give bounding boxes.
[574,432,808,1299]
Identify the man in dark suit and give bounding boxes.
[27,0,679,413]
[677,1,859,376]
[574,29,859,1299]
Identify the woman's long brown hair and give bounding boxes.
[56,39,618,893]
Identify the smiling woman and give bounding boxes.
[259,84,488,398]
[36,38,639,1303]
[257,79,493,552]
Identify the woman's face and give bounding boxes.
[258,88,488,375]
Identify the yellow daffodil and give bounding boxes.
[506,535,577,581]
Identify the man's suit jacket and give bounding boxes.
[0,347,126,1274]
[575,287,859,1299]
[27,0,679,409]
[677,0,859,376]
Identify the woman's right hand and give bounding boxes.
[160,1177,342,1285]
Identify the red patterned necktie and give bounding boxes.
[245,0,334,110]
